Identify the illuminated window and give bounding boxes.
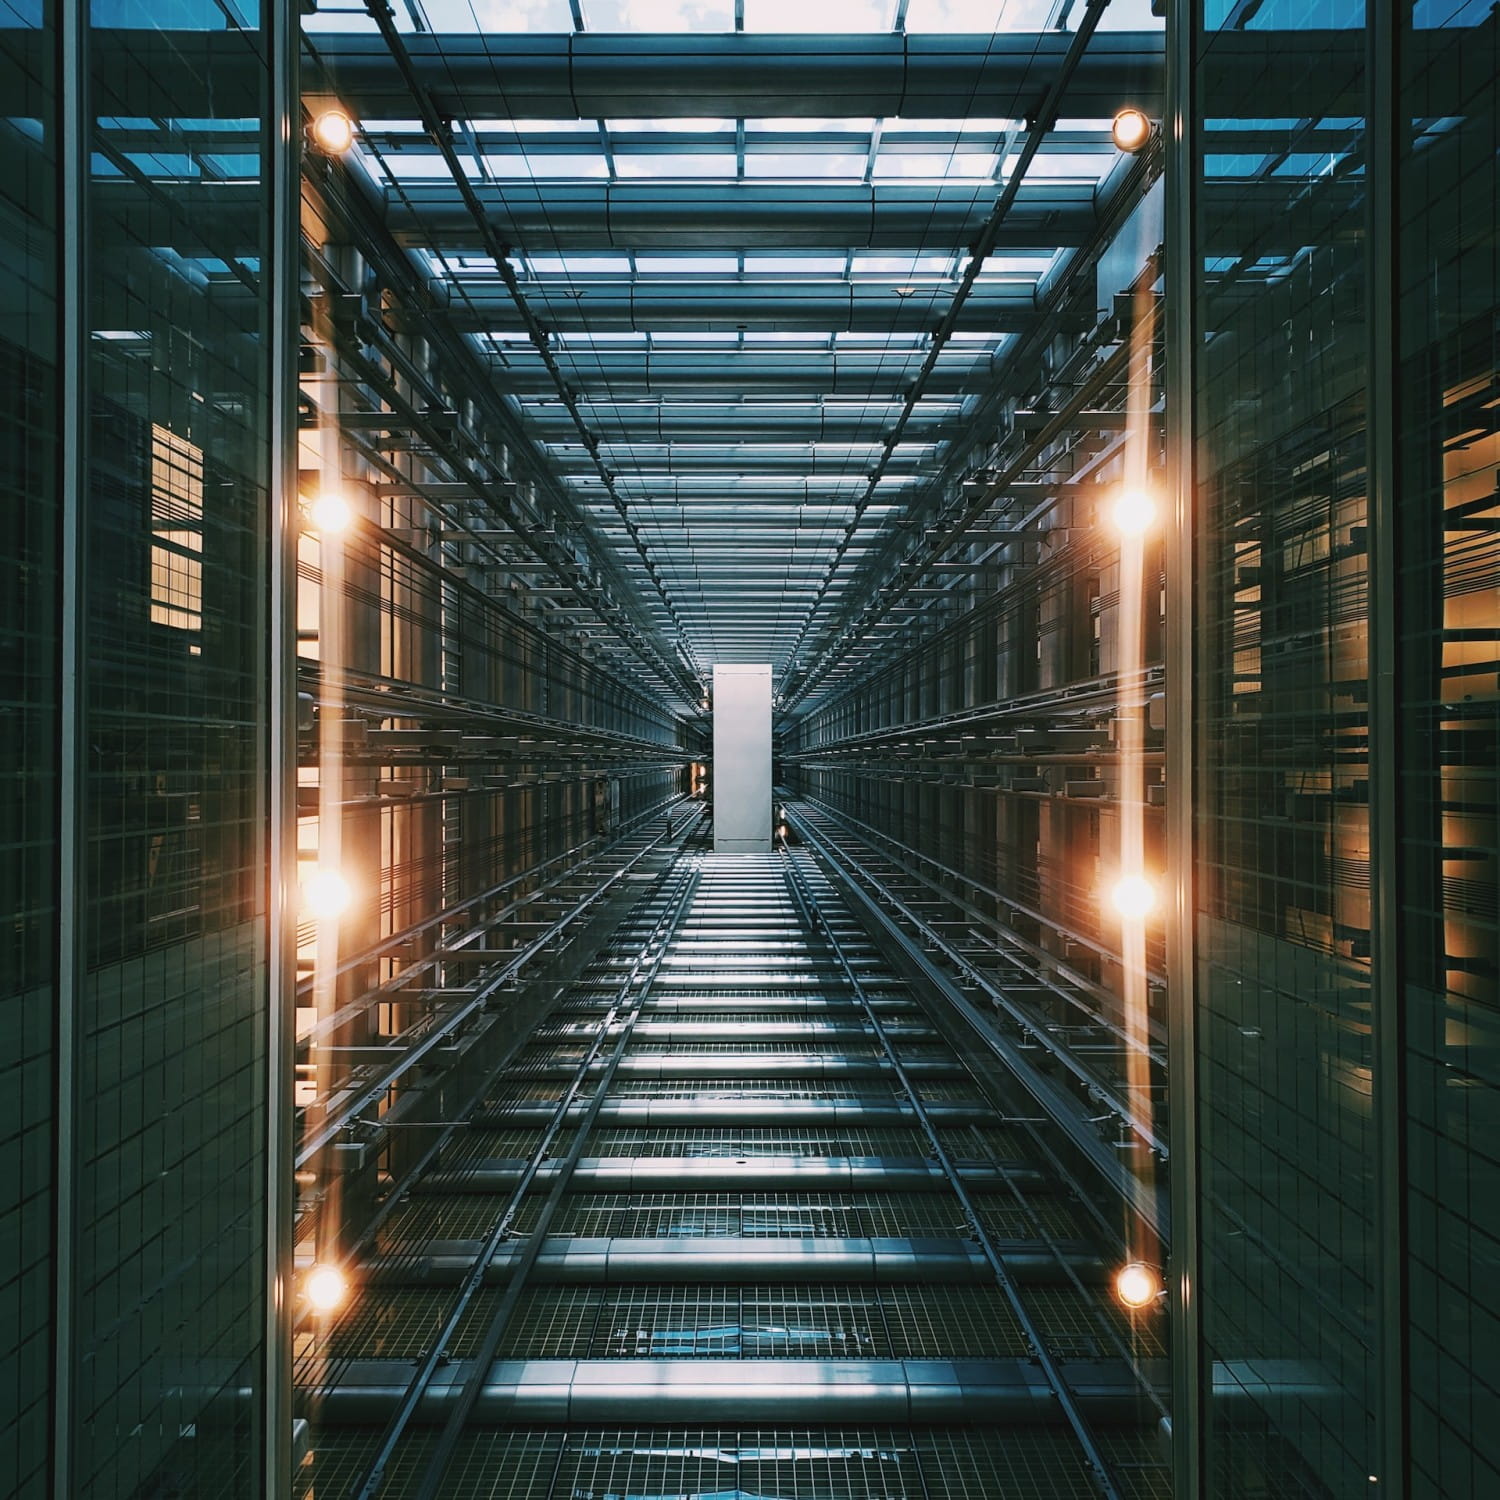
[149,423,203,637]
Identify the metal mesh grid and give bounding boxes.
[319,1288,502,1360]
[551,1428,921,1500]
[438,1126,576,1165]
[295,1429,436,1500]
[586,1127,929,1156]
[915,1428,1098,1499]
[1024,1287,1169,1361]
[496,1287,606,1359]
[510,1044,591,1069]
[605,1079,892,1100]
[377,1429,563,1500]
[596,1285,742,1356]
[939,1123,1040,1161]
[379,1195,525,1244]
[629,1040,885,1057]
[976,1197,1094,1241]
[736,1286,884,1356]
[878,1286,1028,1358]
[551,1193,743,1238]
[631,1010,874,1027]
[901,1080,989,1105]
[1095,1433,1175,1500]
[543,1191,975,1239]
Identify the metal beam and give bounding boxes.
[420,278,1040,333]
[389,180,1097,251]
[307,30,1165,120]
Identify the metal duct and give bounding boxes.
[304,1357,1154,1427]
[472,1097,989,1127]
[413,1155,1050,1193]
[360,1235,1106,1286]
[521,1052,963,1080]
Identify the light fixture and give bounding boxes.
[1114,1260,1161,1309]
[1108,872,1157,922]
[1111,107,1153,154]
[307,490,354,534]
[1110,486,1158,537]
[309,108,356,155]
[304,1262,349,1314]
[893,286,917,297]
[301,867,353,920]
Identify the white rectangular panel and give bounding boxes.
[712,664,772,853]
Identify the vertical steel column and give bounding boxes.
[1163,0,1205,1492]
[264,0,302,1490]
[52,0,88,1491]
[1365,1,1410,1491]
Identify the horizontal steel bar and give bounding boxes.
[303,1356,1153,1426]
[517,1052,964,1080]
[413,1156,1050,1193]
[309,30,1164,119]
[472,1097,992,1126]
[421,279,1039,334]
[361,1236,1105,1285]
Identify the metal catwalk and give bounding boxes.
[296,817,1167,1498]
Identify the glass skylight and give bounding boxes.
[417,0,579,30]
[584,0,736,30]
[521,254,633,275]
[742,0,894,30]
[744,154,866,179]
[634,255,742,274]
[873,152,997,180]
[485,152,611,178]
[615,153,736,178]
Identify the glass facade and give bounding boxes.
[1176,2,1499,1495]
[0,0,294,1494]
[0,0,60,1493]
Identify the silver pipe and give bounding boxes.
[305,1357,1152,1426]
[519,1053,963,1080]
[472,1097,989,1126]
[362,1235,1105,1286]
[414,1155,1050,1193]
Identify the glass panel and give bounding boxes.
[76,0,275,1491]
[0,0,57,1491]
[1192,0,1377,1491]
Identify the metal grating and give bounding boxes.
[379,1196,527,1244]
[295,1429,436,1500]
[379,1430,563,1500]
[977,1198,1094,1241]
[497,1287,607,1359]
[439,1127,577,1165]
[586,1127,929,1156]
[551,1427,921,1500]
[1095,1433,1176,1500]
[916,1428,1099,1499]
[1025,1287,1169,1361]
[605,1079,889,1099]
[878,1285,1029,1358]
[319,1287,502,1361]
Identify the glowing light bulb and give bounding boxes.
[1115,1260,1161,1309]
[307,490,354,534]
[1111,487,1158,537]
[304,1262,349,1313]
[1109,873,1157,922]
[301,868,353,920]
[1112,108,1152,154]
[310,108,355,155]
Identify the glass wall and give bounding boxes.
[1396,3,1499,1494]
[0,0,59,1494]
[0,0,293,1493]
[1175,2,1499,1495]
